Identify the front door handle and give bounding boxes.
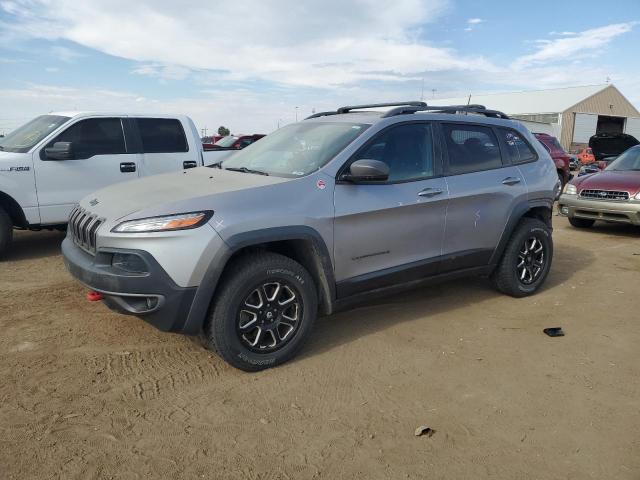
[183,160,197,169]
[418,187,444,198]
[502,177,521,186]
[120,162,136,173]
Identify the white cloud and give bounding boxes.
[515,22,637,68]
[50,45,84,63]
[465,17,483,31]
[0,0,497,88]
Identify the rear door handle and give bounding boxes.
[120,162,136,173]
[418,187,444,198]
[502,177,521,186]
[183,160,197,169]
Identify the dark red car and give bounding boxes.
[533,133,571,188]
[558,145,640,227]
[203,134,265,151]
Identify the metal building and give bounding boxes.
[430,84,640,151]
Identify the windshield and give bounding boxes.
[214,136,238,147]
[605,146,640,171]
[0,115,70,153]
[219,122,369,177]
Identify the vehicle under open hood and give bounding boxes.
[588,132,639,161]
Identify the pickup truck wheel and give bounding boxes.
[568,217,595,228]
[491,218,553,298]
[0,206,13,259]
[205,252,318,372]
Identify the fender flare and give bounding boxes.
[489,199,553,267]
[181,226,335,334]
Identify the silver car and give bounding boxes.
[62,102,559,371]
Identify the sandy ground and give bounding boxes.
[1,217,639,479]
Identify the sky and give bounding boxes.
[0,0,639,136]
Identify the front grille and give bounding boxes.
[68,206,104,255]
[579,189,629,201]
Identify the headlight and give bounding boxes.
[112,211,213,233]
[564,184,577,195]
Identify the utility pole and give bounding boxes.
[420,78,425,101]
[295,106,299,122]
[431,89,437,99]
[201,127,208,137]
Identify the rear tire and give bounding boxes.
[491,218,553,298]
[205,252,318,372]
[568,217,595,228]
[0,206,13,259]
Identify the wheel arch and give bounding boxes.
[489,200,553,267]
[182,226,335,334]
[0,191,28,227]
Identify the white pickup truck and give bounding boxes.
[0,112,218,257]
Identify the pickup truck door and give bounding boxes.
[34,117,139,224]
[132,118,201,176]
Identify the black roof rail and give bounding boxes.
[382,104,510,119]
[305,101,510,120]
[306,101,427,120]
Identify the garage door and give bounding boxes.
[573,113,598,143]
[624,117,640,139]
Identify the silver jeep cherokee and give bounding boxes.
[62,102,559,371]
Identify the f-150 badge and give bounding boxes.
[0,166,30,172]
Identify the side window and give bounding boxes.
[501,129,538,164]
[442,123,502,175]
[136,118,188,153]
[353,123,435,182]
[46,118,126,159]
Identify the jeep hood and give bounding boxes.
[79,166,288,220]
[576,170,640,195]
[589,133,639,161]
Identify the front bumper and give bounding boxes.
[62,236,198,333]
[558,194,640,225]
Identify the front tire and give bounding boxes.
[568,217,595,228]
[205,252,318,371]
[491,218,553,298]
[0,206,13,259]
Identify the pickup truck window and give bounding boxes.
[0,115,70,153]
[45,118,126,159]
[136,118,188,153]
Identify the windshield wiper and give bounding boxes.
[224,166,269,176]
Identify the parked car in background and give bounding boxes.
[204,134,266,163]
[533,133,571,188]
[202,135,223,149]
[569,155,580,170]
[62,101,558,371]
[577,132,639,176]
[559,144,640,228]
[0,112,221,257]
[575,147,595,165]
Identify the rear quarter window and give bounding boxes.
[136,118,188,153]
[499,129,538,164]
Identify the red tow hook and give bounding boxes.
[86,291,104,302]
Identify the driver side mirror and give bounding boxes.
[45,141,74,160]
[342,159,390,182]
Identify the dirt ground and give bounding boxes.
[1,216,639,479]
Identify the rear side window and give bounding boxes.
[354,123,435,182]
[500,129,538,164]
[442,123,502,175]
[136,118,188,153]
[46,118,126,159]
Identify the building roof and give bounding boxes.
[429,84,610,115]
